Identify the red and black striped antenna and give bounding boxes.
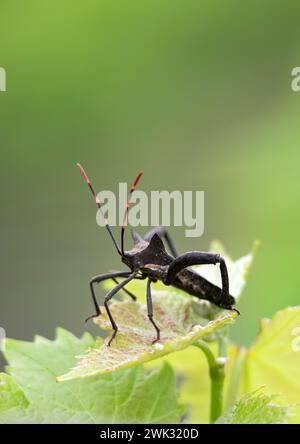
[76,163,122,256]
[121,171,143,255]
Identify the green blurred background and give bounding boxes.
[1,0,299,361]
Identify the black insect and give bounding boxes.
[77,164,239,346]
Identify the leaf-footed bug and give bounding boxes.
[76,164,240,346]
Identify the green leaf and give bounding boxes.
[58,291,236,381]
[1,328,181,424]
[146,343,242,424]
[0,373,28,411]
[139,242,257,423]
[146,345,213,423]
[0,373,36,424]
[238,306,300,423]
[216,390,291,424]
[193,240,259,301]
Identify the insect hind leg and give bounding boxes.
[166,251,239,313]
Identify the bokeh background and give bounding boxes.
[1,0,300,367]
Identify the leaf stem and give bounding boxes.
[195,338,227,423]
[225,346,247,410]
[218,327,228,358]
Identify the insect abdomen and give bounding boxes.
[172,268,230,306]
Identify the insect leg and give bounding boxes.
[104,271,139,346]
[111,277,137,301]
[166,252,238,313]
[146,279,160,344]
[144,226,178,257]
[109,271,147,301]
[86,271,131,323]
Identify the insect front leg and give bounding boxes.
[110,272,147,301]
[111,277,137,300]
[104,271,138,346]
[86,271,131,323]
[146,279,160,344]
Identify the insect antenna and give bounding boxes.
[76,163,122,255]
[121,171,143,255]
